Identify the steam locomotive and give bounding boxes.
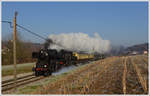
[32,49,104,76]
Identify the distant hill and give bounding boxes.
[122,43,148,55]
[126,43,148,52]
[109,43,148,56]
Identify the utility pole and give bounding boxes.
[13,11,17,91]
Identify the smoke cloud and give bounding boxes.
[44,39,53,49]
[48,32,111,54]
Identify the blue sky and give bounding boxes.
[2,2,148,47]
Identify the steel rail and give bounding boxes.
[2,76,43,92]
[2,74,34,84]
[2,73,45,92]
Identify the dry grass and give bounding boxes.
[122,57,127,94]
[32,57,122,94]
[131,56,148,93]
[7,55,148,94]
[2,62,35,76]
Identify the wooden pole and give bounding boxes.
[13,11,17,91]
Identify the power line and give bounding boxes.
[16,24,65,48]
[2,20,13,28]
[16,24,47,41]
[2,20,66,49]
[2,20,47,41]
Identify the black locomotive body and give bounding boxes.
[32,49,105,76]
[32,49,76,76]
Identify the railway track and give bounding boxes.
[2,60,96,93]
[2,73,45,92]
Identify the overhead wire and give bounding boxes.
[2,20,13,28]
[16,24,48,41]
[1,20,66,49]
[2,20,50,41]
[2,20,48,41]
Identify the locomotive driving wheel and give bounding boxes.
[35,71,40,76]
[44,72,49,77]
[44,71,52,76]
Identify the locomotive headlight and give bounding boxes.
[45,53,48,56]
[44,65,47,67]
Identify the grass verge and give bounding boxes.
[2,62,35,76]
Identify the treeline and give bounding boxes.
[2,34,42,65]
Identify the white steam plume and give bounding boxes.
[48,32,111,54]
